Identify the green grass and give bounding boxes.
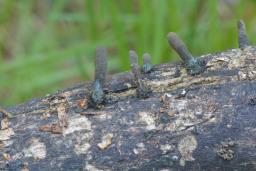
[0,0,255,106]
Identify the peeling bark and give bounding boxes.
[0,47,256,171]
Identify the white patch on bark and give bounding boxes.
[97,133,113,150]
[95,113,113,121]
[74,143,91,155]
[165,99,196,132]
[133,142,146,155]
[138,112,156,130]
[178,135,198,166]
[164,97,216,132]
[0,128,15,141]
[12,152,23,160]
[160,144,174,154]
[2,140,13,147]
[23,138,47,160]
[74,132,93,155]
[84,163,112,171]
[63,116,91,135]
[161,69,176,77]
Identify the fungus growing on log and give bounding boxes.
[0,20,256,171]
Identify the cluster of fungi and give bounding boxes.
[89,20,249,108]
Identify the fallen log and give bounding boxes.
[0,20,256,171]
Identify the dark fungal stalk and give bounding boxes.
[141,53,153,74]
[129,50,151,99]
[94,47,107,86]
[91,47,107,107]
[167,32,205,75]
[129,50,141,85]
[237,20,249,49]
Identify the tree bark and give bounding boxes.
[0,47,256,171]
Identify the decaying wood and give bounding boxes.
[1,33,256,170]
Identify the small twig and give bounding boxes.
[80,111,110,115]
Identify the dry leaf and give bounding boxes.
[97,133,113,150]
[51,124,62,134]
[57,103,68,128]
[39,124,52,132]
[3,153,11,161]
[1,117,9,130]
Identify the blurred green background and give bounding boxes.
[0,0,255,106]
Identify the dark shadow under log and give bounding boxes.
[1,47,256,171]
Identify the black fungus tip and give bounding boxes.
[237,20,249,49]
[141,53,153,74]
[91,79,105,107]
